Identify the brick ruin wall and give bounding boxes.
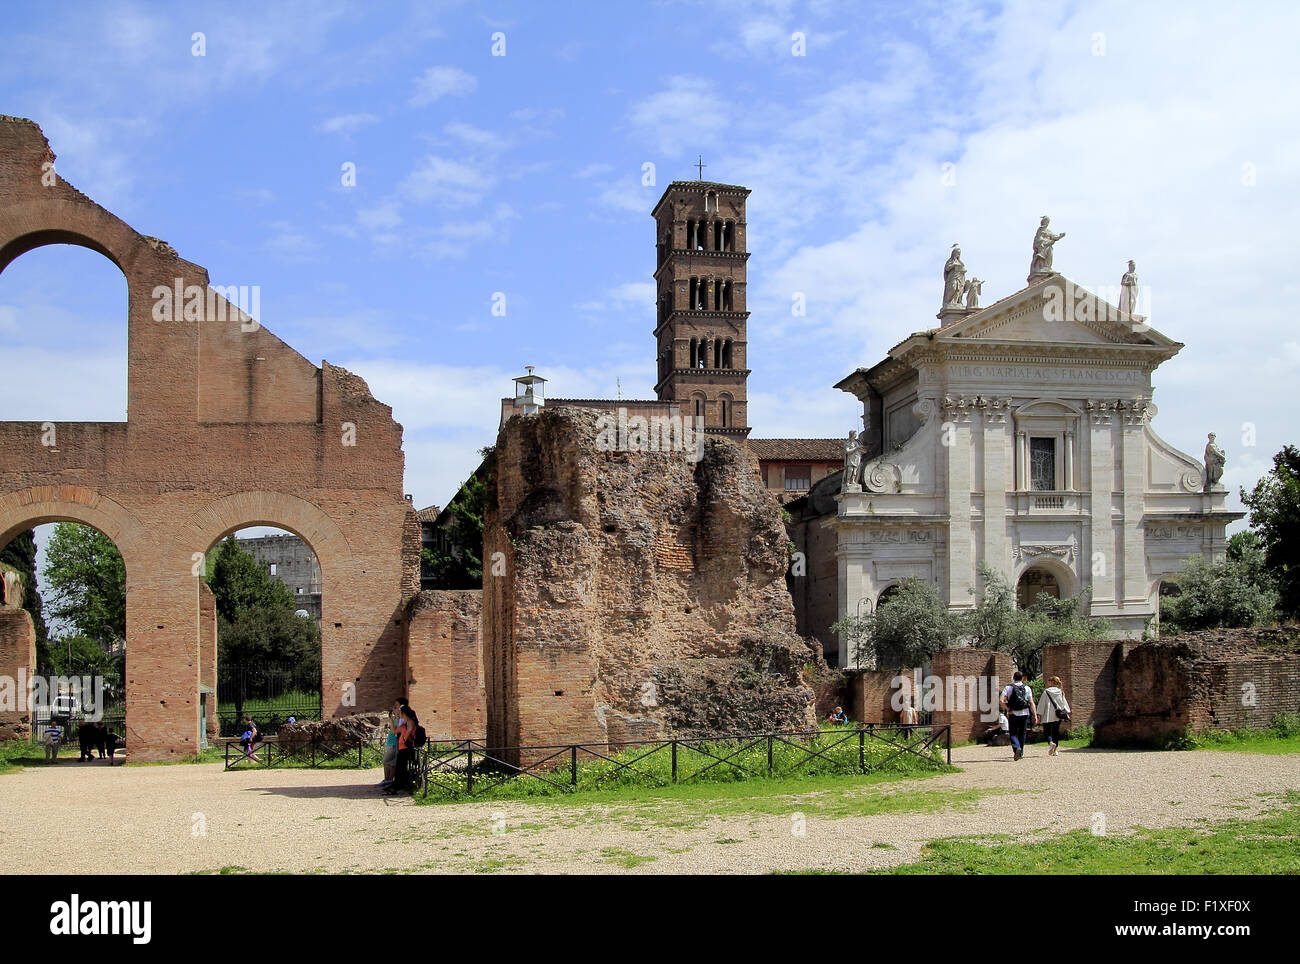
[0,116,419,759]
[849,649,1012,742]
[930,648,1013,743]
[0,608,36,740]
[403,589,486,741]
[483,407,818,763]
[1093,627,1300,744]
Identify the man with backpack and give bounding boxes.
[999,671,1039,761]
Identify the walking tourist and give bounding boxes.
[94,721,108,758]
[1037,676,1072,756]
[999,672,1039,761]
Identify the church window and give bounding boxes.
[720,398,729,426]
[1030,437,1056,491]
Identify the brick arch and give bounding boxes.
[181,491,352,569]
[0,196,166,281]
[0,485,149,573]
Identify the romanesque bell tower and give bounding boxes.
[651,176,750,437]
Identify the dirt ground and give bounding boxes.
[1,744,1295,874]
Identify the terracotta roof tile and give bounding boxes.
[746,438,842,461]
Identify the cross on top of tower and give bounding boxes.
[695,155,706,180]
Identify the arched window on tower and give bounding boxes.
[720,397,730,427]
[713,219,723,251]
[723,280,734,311]
[722,339,733,368]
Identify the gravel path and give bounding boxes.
[1,744,1295,874]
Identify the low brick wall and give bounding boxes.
[0,608,36,741]
[1042,640,1139,728]
[403,590,486,741]
[851,669,911,724]
[930,648,1012,744]
[1082,627,1300,744]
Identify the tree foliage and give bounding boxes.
[1159,552,1278,633]
[206,536,320,691]
[41,523,126,649]
[422,450,493,590]
[966,565,1110,677]
[834,564,1110,677]
[1240,444,1300,618]
[832,578,961,670]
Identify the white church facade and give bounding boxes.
[824,229,1242,667]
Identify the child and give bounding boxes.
[827,706,848,725]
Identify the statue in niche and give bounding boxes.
[1030,216,1065,277]
[1204,432,1226,490]
[942,245,966,308]
[963,278,983,309]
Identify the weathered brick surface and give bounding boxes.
[483,407,817,764]
[404,590,486,740]
[930,648,1012,743]
[0,608,36,740]
[1069,628,1300,744]
[0,117,418,759]
[851,669,912,724]
[1042,640,1138,727]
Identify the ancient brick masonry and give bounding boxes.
[483,407,817,762]
[0,117,419,759]
[403,590,486,740]
[0,609,36,740]
[1093,628,1300,744]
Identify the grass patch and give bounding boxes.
[600,847,657,868]
[870,791,1300,875]
[418,727,950,804]
[0,739,45,773]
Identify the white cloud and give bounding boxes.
[628,76,729,155]
[316,112,380,135]
[408,65,477,107]
[400,155,494,207]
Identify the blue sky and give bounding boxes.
[2,0,1297,526]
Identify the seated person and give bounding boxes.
[827,706,849,725]
[983,712,1010,745]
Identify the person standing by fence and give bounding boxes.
[1037,676,1071,757]
[385,704,418,795]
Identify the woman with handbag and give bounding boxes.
[1037,676,1072,756]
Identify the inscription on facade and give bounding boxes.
[949,364,1144,384]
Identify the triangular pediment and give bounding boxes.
[937,275,1179,349]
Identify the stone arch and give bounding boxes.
[181,491,352,569]
[0,486,149,573]
[1014,558,1075,607]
